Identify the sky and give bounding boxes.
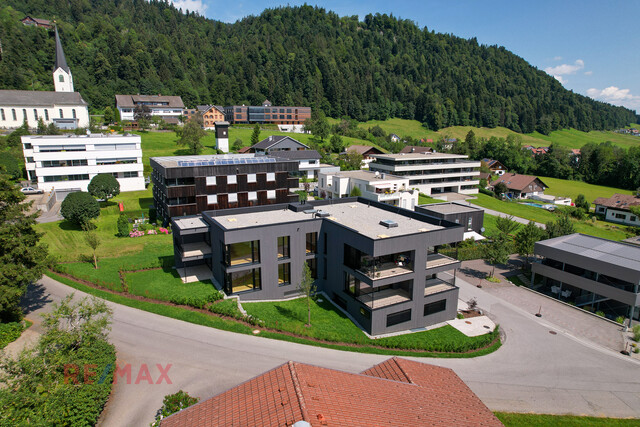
[170,0,640,113]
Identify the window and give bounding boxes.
[278,263,291,285]
[267,190,276,199]
[247,173,257,183]
[0,109,4,121]
[22,109,27,121]
[615,213,626,219]
[306,232,317,254]
[123,171,138,178]
[26,157,34,163]
[44,109,49,121]
[467,217,472,230]
[323,260,327,280]
[33,109,38,120]
[386,309,412,327]
[227,175,237,184]
[207,194,217,205]
[226,268,261,293]
[59,109,63,118]
[228,193,238,203]
[344,272,360,296]
[323,233,327,254]
[225,241,260,266]
[11,109,16,121]
[266,172,275,181]
[206,176,216,186]
[248,191,257,201]
[23,143,32,150]
[278,236,290,259]
[631,216,637,222]
[424,300,447,316]
[306,258,317,279]
[59,74,64,82]
[72,109,76,119]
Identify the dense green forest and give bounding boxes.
[1,0,636,133]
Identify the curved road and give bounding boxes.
[23,275,640,426]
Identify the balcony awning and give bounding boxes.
[463,231,486,241]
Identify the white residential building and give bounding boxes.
[369,152,480,196]
[318,170,418,209]
[115,94,185,124]
[22,134,145,192]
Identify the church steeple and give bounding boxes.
[53,27,73,92]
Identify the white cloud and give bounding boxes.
[553,75,567,85]
[587,86,640,110]
[553,56,563,61]
[544,59,585,76]
[584,71,593,76]
[170,0,208,15]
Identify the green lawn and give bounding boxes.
[36,188,172,262]
[418,193,448,205]
[495,412,639,427]
[529,128,640,150]
[243,297,498,353]
[125,269,220,303]
[482,213,509,236]
[470,193,630,241]
[540,176,633,201]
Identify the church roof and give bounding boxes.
[54,27,70,73]
[0,90,87,107]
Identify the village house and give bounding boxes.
[491,173,547,199]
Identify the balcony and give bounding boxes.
[357,261,412,281]
[426,253,459,270]
[357,288,411,309]
[425,275,456,296]
[180,242,211,260]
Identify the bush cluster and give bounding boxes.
[0,322,24,348]
[168,291,223,309]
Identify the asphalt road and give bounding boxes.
[22,275,640,426]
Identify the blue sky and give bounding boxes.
[171,0,640,113]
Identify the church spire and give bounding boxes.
[54,26,70,73]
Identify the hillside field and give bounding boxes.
[541,177,633,202]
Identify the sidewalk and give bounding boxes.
[458,258,626,352]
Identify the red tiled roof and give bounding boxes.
[237,146,251,153]
[593,193,640,210]
[399,145,433,154]
[491,173,547,192]
[344,145,383,155]
[161,358,502,427]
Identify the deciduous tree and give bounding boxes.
[60,191,100,227]
[84,230,101,269]
[177,120,206,155]
[298,262,317,327]
[516,221,544,268]
[88,173,120,202]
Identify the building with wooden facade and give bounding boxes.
[224,100,311,125]
[150,154,299,223]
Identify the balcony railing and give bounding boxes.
[357,261,413,280]
[426,253,459,270]
[179,242,212,260]
[357,288,411,309]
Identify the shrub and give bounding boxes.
[117,214,130,237]
[0,322,24,348]
[148,207,157,224]
[88,173,120,201]
[456,313,464,319]
[208,299,244,319]
[633,325,640,342]
[151,390,199,426]
[60,192,100,226]
[615,316,625,325]
[479,187,495,197]
[595,311,605,317]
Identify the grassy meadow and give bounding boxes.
[540,176,633,201]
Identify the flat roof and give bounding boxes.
[325,170,406,183]
[173,216,209,231]
[151,154,294,168]
[22,133,139,140]
[210,201,443,239]
[537,233,640,272]
[417,202,483,215]
[371,152,471,161]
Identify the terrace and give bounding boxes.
[357,287,412,309]
[426,252,459,270]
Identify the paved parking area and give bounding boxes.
[459,258,627,353]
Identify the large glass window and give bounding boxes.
[306,232,317,254]
[278,263,291,285]
[424,300,447,316]
[226,241,260,266]
[206,176,216,186]
[226,268,261,293]
[306,258,317,279]
[386,309,412,327]
[0,109,4,121]
[278,236,290,259]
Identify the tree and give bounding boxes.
[103,106,115,124]
[341,150,363,170]
[307,111,330,143]
[495,215,519,238]
[117,214,129,237]
[298,262,317,326]
[574,194,590,214]
[177,120,206,154]
[349,186,362,197]
[493,181,508,197]
[232,138,243,151]
[484,233,510,278]
[516,221,544,268]
[250,124,261,145]
[465,129,477,152]
[545,214,576,239]
[36,118,47,135]
[296,190,308,203]
[151,391,200,426]
[88,174,120,202]
[84,230,101,269]
[0,173,48,322]
[7,121,30,147]
[134,104,151,130]
[61,192,100,227]
[330,134,344,153]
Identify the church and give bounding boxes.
[0,27,89,130]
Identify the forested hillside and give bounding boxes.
[1,0,636,133]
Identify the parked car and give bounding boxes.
[20,186,44,195]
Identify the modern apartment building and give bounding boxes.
[172,198,464,335]
[21,134,144,192]
[318,170,418,210]
[369,152,480,196]
[416,202,485,238]
[224,100,311,125]
[150,154,299,223]
[532,233,640,322]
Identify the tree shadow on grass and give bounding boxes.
[275,305,305,323]
[57,220,83,231]
[21,282,53,316]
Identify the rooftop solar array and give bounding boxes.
[176,157,278,167]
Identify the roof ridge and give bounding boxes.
[391,357,414,384]
[288,361,311,423]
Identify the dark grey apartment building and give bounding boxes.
[172,198,465,335]
[416,202,485,236]
[150,154,299,223]
[532,233,640,323]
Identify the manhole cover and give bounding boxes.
[549,331,557,335]
[465,321,472,324]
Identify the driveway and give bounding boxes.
[19,275,640,426]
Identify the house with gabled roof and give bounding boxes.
[399,145,434,154]
[491,173,547,199]
[21,16,53,29]
[481,158,507,176]
[593,193,640,226]
[342,144,384,167]
[160,357,502,427]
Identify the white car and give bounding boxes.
[20,186,44,195]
